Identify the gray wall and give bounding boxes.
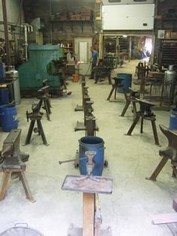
[0,0,24,39]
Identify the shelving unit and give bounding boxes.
[50,9,94,33]
[159,39,177,67]
[50,19,94,33]
[58,40,73,56]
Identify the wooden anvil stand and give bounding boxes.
[62,175,113,236]
[0,129,35,202]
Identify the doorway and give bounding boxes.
[74,37,92,76]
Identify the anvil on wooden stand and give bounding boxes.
[60,151,113,236]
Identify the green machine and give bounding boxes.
[18,44,64,96]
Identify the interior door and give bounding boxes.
[74,37,92,76]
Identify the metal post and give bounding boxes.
[2,0,11,65]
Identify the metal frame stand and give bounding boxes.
[75,75,86,112]
[120,88,139,117]
[25,107,48,145]
[126,99,160,146]
[62,175,113,236]
[107,77,124,101]
[37,85,52,121]
[146,125,177,181]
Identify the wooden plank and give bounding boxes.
[173,198,177,212]
[83,193,95,236]
[0,172,11,200]
[152,213,177,224]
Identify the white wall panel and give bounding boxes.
[102,4,155,30]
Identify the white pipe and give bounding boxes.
[24,25,28,61]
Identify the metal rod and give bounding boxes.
[58,156,90,165]
[2,0,11,65]
[59,158,77,165]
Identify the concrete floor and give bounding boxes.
[0,60,177,235]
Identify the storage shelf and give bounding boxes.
[50,20,94,32]
[159,40,177,66]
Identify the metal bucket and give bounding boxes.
[0,223,44,236]
[79,136,104,176]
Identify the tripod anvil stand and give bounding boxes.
[25,103,48,145]
[59,151,113,236]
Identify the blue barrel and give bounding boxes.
[117,73,132,93]
[0,62,5,81]
[0,88,9,105]
[169,108,177,130]
[79,136,104,176]
[0,105,18,132]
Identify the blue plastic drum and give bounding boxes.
[0,88,9,105]
[79,136,104,176]
[117,73,132,93]
[0,105,18,132]
[169,108,177,130]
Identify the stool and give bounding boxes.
[120,88,139,117]
[107,77,124,101]
[126,99,160,146]
[0,156,35,202]
[146,125,177,181]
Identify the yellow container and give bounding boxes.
[72,74,79,82]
